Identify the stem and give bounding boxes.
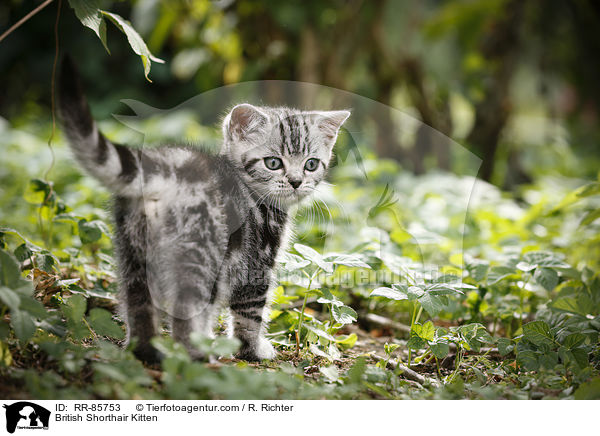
[435,356,442,379]
[295,268,320,357]
[414,305,423,325]
[519,275,532,331]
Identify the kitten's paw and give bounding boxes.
[236,337,277,362]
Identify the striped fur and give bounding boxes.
[58,57,349,362]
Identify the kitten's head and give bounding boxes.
[221,104,350,208]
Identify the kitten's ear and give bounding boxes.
[316,110,351,142]
[223,104,269,143]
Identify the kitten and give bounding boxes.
[57,57,349,362]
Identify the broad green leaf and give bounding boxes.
[11,310,36,342]
[334,333,357,349]
[331,305,357,325]
[419,292,444,317]
[63,294,87,323]
[466,257,489,282]
[487,266,515,285]
[516,349,539,371]
[316,288,343,306]
[533,267,558,291]
[574,377,600,400]
[551,296,592,317]
[576,182,600,198]
[523,321,554,346]
[13,244,33,262]
[309,343,332,361]
[0,286,20,312]
[67,0,109,52]
[34,253,55,272]
[0,321,9,340]
[78,219,103,244]
[406,335,427,350]
[430,342,449,359]
[303,324,335,341]
[87,308,125,339]
[293,243,333,273]
[324,253,371,269]
[580,209,600,227]
[278,253,310,271]
[100,11,165,82]
[319,365,339,381]
[413,321,435,341]
[347,356,366,384]
[563,333,586,350]
[407,285,425,300]
[19,297,47,319]
[369,286,408,301]
[0,250,21,288]
[496,337,514,356]
[523,251,570,269]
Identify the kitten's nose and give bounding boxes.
[288,179,302,189]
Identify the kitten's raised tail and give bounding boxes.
[58,55,141,196]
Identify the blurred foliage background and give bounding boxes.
[2,0,600,187]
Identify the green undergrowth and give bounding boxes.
[1,119,599,400]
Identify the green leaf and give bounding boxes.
[331,305,357,325]
[574,377,600,400]
[516,350,539,371]
[87,308,125,339]
[303,324,335,341]
[430,342,449,359]
[523,251,570,269]
[551,297,592,317]
[278,253,310,271]
[319,365,339,382]
[466,257,489,282]
[563,333,586,350]
[413,321,435,341]
[533,267,559,291]
[323,253,371,269]
[522,321,554,347]
[13,244,33,262]
[369,286,408,301]
[63,294,87,323]
[419,292,444,317]
[407,285,425,300]
[0,286,20,312]
[11,310,36,342]
[0,249,22,288]
[496,338,514,356]
[0,321,9,340]
[334,333,357,349]
[580,209,600,227]
[294,243,333,273]
[576,182,600,198]
[487,266,515,285]
[100,11,165,82]
[78,219,103,244]
[347,356,366,384]
[67,0,109,52]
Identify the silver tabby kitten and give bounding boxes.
[57,57,349,362]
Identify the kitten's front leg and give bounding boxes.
[230,287,276,361]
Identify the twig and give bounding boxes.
[363,313,411,334]
[371,353,441,387]
[0,0,55,44]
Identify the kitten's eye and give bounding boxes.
[304,158,320,172]
[264,157,283,170]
